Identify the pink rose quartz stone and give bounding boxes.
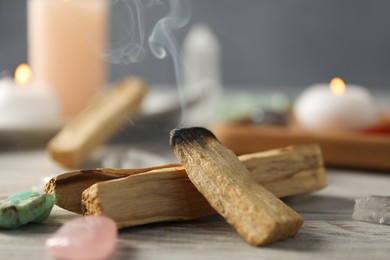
[45,216,117,260]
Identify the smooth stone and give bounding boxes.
[45,216,118,260]
[352,195,390,225]
[0,191,55,229]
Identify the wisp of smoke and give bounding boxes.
[148,0,191,60]
[148,0,192,123]
[108,0,146,64]
[108,0,192,124]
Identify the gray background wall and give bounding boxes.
[1,0,390,90]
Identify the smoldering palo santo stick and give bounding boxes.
[170,127,304,246]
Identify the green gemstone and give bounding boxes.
[0,191,55,229]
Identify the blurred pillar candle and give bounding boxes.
[28,0,109,119]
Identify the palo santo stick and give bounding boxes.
[240,145,326,198]
[48,145,325,215]
[170,127,304,246]
[82,166,214,227]
[47,78,147,168]
[81,144,319,238]
[44,164,180,213]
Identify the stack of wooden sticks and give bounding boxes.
[45,128,326,246]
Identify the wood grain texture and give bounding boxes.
[239,145,326,198]
[82,166,215,228]
[170,127,304,246]
[44,164,181,214]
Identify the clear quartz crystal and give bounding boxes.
[352,195,390,225]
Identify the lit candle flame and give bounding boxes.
[329,77,346,96]
[15,64,33,86]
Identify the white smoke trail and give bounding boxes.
[148,0,192,123]
[108,0,147,64]
[108,0,192,124]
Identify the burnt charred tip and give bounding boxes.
[169,127,217,148]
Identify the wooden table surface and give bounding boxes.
[1,144,390,260]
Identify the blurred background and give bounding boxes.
[1,0,390,91]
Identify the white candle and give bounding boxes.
[0,64,59,129]
[28,0,109,119]
[294,78,377,132]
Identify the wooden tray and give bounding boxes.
[211,122,390,171]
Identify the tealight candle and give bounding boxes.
[294,77,377,132]
[0,64,59,129]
